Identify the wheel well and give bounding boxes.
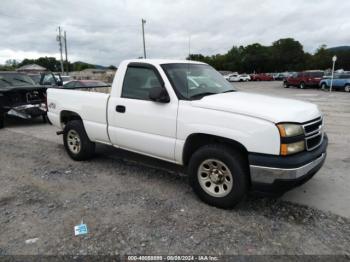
[183,133,249,166]
[60,111,82,126]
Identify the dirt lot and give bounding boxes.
[0,81,349,255]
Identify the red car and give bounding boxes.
[283,70,324,89]
[250,73,274,81]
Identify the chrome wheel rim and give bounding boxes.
[67,130,81,154]
[345,86,350,92]
[197,159,233,197]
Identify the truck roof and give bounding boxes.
[121,59,206,66]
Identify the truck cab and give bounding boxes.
[47,59,328,209]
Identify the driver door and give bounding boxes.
[107,63,178,161]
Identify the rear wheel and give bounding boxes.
[283,81,289,88]
[299,82,305,89]
[345,85,350,92]
[188,144,248,209]
[63,120,95,161]
[321,83,327,90]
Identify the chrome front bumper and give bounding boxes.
[250,153,326,184]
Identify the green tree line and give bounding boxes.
[0,58,116,72]
[188,38,350,73]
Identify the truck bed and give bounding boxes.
[47,87,111,143]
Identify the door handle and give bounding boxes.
[116,105,126,113]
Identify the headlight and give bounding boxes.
[280,141,305,155]
[277,124,304,137]
[277,123,305,155]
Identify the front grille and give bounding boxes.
[303,117,323,151]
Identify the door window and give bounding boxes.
[122,66,162,100]
[42,73,57,85]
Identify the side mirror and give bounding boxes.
[149,86,170,103]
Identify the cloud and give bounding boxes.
[0,0,350,65]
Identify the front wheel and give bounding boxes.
[63,120,95,161]
[345,85,350,92]
[321,83,327,90]
[188,144,248,209]
[299,82,305,89]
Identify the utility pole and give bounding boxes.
[188,35,191,59]
[64,31,68,75]
[141,19,146,59]
[330,55,337,93]
[57,26,64,74]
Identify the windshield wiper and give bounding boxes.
[189,92,217,100]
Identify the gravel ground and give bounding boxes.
[0,125,350,255]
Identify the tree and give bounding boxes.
[240,43,271,73]
[271,38,306,71]
[108,65,117,70]
[17,57,61,71]
[186,38,348,73]
[310,45,332,69]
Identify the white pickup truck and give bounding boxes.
[47,59,328,208]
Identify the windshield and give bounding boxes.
[0,73,35,88]
[28,74,41,84]
[161,63,235,100]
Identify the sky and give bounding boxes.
[0,0,349,66]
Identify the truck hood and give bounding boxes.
[190,92,320,123]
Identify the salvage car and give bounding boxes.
[226,73,251,82]
[0,72,47,128]
[47,59,328,209]
[250,73,274,81]
[283,70,324,89]
[319,74,350,92]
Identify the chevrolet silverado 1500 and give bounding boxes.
[47,59,328,208]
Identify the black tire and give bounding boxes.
[188,144,249,209]
[63,120,95,161]
[0,113,4,129]
[345,85,350,92]
[299,82,305,89]
[283,81,289,88]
